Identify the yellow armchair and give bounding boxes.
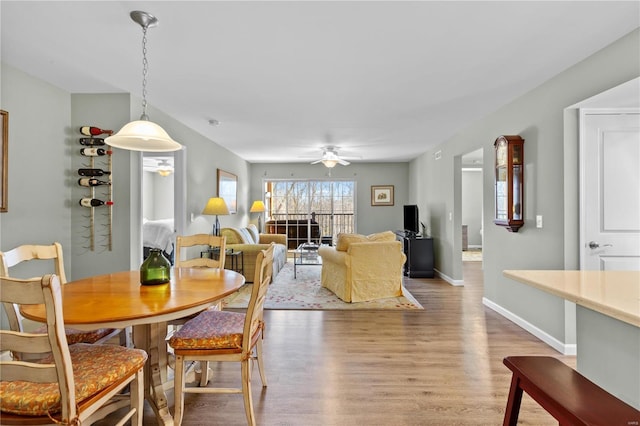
[318,231,406,302]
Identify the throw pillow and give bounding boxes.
[246,224,260,243]
[367,230,396,242]
[237,227,255,244]
[336,233,368,251]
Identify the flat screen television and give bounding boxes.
[404,205,419,234]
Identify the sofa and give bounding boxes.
[220,224,287,283]
[318,231,407,302]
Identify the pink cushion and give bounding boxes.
[0,343,147,416]
[169,310,245,350]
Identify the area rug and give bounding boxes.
[223,261,423,310]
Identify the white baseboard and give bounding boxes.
[435,269,464,286]
[482,297,577,356]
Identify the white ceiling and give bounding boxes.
[2,1,639,165]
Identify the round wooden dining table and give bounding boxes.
[21,267,245,426]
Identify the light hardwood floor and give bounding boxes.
[109,261,574,425]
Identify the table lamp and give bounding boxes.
[202,197,229,236]
[250,200,266,233]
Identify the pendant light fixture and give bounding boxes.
[106,11,182,152]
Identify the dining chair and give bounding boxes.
[167,234,228,385]
[0,243,122,359]
[0,274,147,425]
[168,243,275,426]
[175,234,227,269]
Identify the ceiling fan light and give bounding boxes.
[157,169,172,177]
[106,120,182,152]
[322,159,338,168]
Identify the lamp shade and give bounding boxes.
[202,197,230,216]
[321,159,338,168]
[106,120,182,152]
[250,200,266,213]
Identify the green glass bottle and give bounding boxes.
[140,249,171,285]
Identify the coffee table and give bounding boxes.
[290,243,322,278]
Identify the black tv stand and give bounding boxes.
[395,230,435,278]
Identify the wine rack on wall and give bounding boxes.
[77,126,113,251]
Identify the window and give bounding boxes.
[265,179,356,244]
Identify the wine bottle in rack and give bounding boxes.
[80,147,112,156]
[79,126,113,136]
[79,198,114,208]
[78,168,112,177]
[79,137,106,146]
[78,178,111,187]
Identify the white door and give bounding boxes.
[580,109,640,270]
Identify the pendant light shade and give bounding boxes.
[105,11,181,153]
[106,120,181,152]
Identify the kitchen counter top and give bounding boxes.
[503,270,640,328]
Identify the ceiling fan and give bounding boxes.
[143,157,174,176]
[310,146,351,168]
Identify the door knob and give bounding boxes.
[588,241,613,249]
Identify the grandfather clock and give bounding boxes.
[494,135,524,232]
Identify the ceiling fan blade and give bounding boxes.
[310,159,323,164]
[337,158,350,165]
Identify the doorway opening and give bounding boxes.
[141,149,186,265]
[461,148,484,265]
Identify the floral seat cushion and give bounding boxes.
[33,324,118,344]
[169,310,246,350]
[0,343,147,417]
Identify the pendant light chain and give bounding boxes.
[105,10,181,152]
[140,25,149,120]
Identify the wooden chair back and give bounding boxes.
[243,243,275,353]
[0,274,76,418]
[175,234,227,269]
[0,243,122,353]
[0,243,66,334]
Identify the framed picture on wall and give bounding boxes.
[217,169,237,214]
[371,185,394,206]
[1,110,8,213]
